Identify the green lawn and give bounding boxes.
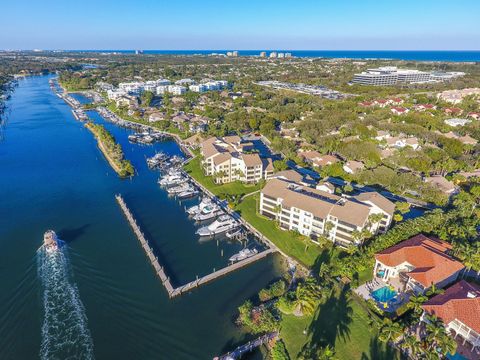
[183,156,262,198]
[281,288,399,360]
[234,194,323,268]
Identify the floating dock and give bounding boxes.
[115,194,275,298]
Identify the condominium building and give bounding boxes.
[259,52,267,58]
[200,136,274,184]
[189,80,228,93]
[259,178,394,247]
[352,66,458,86]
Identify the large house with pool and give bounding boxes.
[374,235,465,295]
[422,280,480,357]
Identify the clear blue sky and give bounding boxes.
[1,0,479,50]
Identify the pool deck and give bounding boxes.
[354,278,410,313]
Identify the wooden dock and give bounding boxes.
[171,248,275,297]
[115,194,275,299]
[214,332,279,360]
[115,194,174,295]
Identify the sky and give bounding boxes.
[0,0,479,50]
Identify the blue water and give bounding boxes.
[447,352,467,360]
[68,50,480,62]
[0,75,282,359]
[371,286,397,302]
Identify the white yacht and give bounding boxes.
[196,215,237,236]
[177,189,199,199]
[229,248,258,262]
[167,184,191,194]
[193,205,223,221]
[186,197,212,215]
[43,230,59,253]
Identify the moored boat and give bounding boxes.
[196,215,237,236]
[229,248,258,262]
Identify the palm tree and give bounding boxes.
[401,334,423,359]
[425,283,444,297]
[378,319,403,344]
[407,294,428,315]
[293,279,322,316]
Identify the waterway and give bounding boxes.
[0,75,283,359]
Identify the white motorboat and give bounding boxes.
[225,227,242,239]
[229,248,258,262]
[43,230,59,253]
[177,189,199,199]
[193,205,223,221]
[167,184,191,194]
[196,215,237,236]
[158,174,186,187]
[186,197,212,215]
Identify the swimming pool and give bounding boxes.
[371,286,397,302]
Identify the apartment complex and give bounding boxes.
[352,66,464,86]
[259,178,394,247]
[200,136,274,184]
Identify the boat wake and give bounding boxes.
[37,243,94,360]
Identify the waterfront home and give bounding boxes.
[424,175,458,196]
[148,112,166,123]
[374,235,465,294]
[200,136,273,184]
[259,178,394,247]
[421,280,480,354]
[445,118,472,127]
[343,160,365,174]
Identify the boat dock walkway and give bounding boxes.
[171,248,275,297]
[115,194,275,299]
[213,332,279,360]
[115,194,174,294]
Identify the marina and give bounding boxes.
[0,75,282,359]
[116,194,275,298]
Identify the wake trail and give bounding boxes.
[37,243,95,360]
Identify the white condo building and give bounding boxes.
[259,178,394,247]
[352,66,462,86]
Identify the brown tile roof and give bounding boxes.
[212,153,232,166]
[261,179,372,226]
[375,235,465,288]
[313,155,340,167]
[241,153,262,167]
[354,192,395,215]
[422,280,480,334]
[223,135,241,145]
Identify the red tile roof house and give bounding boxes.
[414,104,437,111]
[445,107,464,116]
[374,235,465,295]
[422,280,480,355]
[391,106,409,115]
[390,97,404,105]
[468,112,480,120]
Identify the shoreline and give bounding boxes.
[84,122,134,178]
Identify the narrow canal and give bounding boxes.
[0,75,283,359]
